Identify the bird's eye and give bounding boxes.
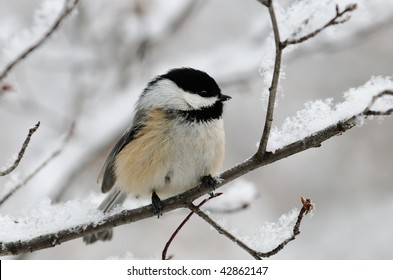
[200,90,207,96]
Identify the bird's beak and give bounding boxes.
[220,94,232,102]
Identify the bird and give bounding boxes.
[83,67,230,244]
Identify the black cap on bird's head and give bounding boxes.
[161,68,231,102]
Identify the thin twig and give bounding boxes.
[363,90,393,116]
[0,122,75,206]
[0,122,40,176]
[0,0,80,82]
[190,197,313,259]
[258,197,313,258]
[257,0,282,155]
[187,202,262,259]
[162,193,222,260]
[281,4,357,48]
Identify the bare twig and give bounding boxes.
[257,0,283,155]
[0,122,75,206]
[0,122,40,176]
[187,201,262,259]
[0,0,80,82]
[162,193,222,260]
[363,90,393,116]
[190,197,313,259]
[281,4,357,48]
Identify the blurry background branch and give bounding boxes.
[0,122,40,177]
[0,122,75,207]
[0,0,79,82]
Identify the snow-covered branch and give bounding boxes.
[188,197,313,260]
[281,4,357,48]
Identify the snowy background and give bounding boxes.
[0,0,393,259]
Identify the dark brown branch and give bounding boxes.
[0,0,80,82]
[162,193,222,260]
[257,0,282,155]
[0,122,40,176]
[190,197,313,259]
[0,122,75,206]
[187,201,262,259]
[281,4,357,48]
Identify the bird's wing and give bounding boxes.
[99,125,140,193]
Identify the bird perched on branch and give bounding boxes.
[84,67,230,244]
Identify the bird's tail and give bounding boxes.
[83,189,127,245]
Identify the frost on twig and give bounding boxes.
[0,122,75,206]
[281,4,357,48]
[189,197,313,259]
[0,122,40,177]
[0,0,79,82]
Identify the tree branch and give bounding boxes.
[256,2,358,155]
[0,122,75,207]
[0,0,80,82]
[257,0,282,155]
[1,93,390,256]
[161,193,222,260]
[189,197,313,259]
[0,122,40,176]
[281,4,357,49]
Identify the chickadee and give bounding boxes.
[83,67,230,244]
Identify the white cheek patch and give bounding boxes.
[139,79,218,111]
[182,91,217,109]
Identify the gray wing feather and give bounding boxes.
[100,126,140,193]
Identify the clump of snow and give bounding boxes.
[0,195,123,243]
[230,208,300,252]
[204,179,258,212]
[267,76,393,152]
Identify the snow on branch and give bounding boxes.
[281,4,357,48]
[188,197,313,260]
[267,77,393,152]
[0,122,40,177]
[0,0,79,82]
